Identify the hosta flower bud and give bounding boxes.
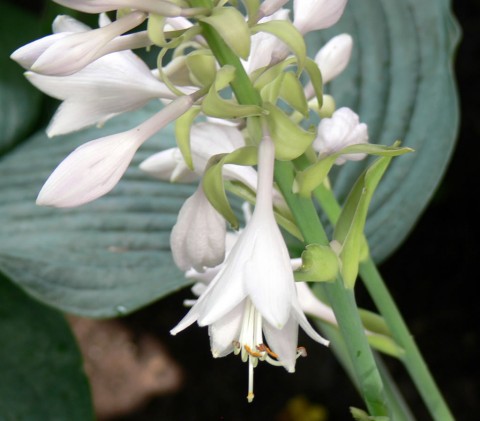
[170,185,227,272]
[313,107,369,165]
[293,0,348,34]
[315,34,353,84]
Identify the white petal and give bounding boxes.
[196,247,249,326]
[36,131,143,208]
[139,148,198,183]
[259,0,289,18]
[293,0,348,34]
[53,0,182,15]
[190,122,245,173]
[37,96,194,207]
[208,301,245,358]
[245,9,290,73]
[314,107,369,164]
[262,315,299,372]
[315,34,353,84]
[291,298,330,347]
[170,302,203,335]
[10,33,70,70]
[52,15,90,33]
[170,185,227,271]
[32,11,146,76]
[295,282,337,325]
[244,222,294,329]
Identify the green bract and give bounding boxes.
[200,7,251,59]
[175,107,201,170]
[202,65,264,118]
[263,102,316,161]
[251,20,307,72]
[295,143,413,197]
[334,155,395,289]
[147,13,167,46]
[202,146,258,229]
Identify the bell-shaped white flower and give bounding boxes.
[37,95,195,208]
[293,0,348,34]
[313,107,369,165]
[170,184,227,271]
[26,49,179,137]
[171,135,328,402]
[13,11,146,76]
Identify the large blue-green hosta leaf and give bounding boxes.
[307,0,460,261]
[0,275,94,420]
[0,104,200,317]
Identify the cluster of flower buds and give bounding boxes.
[12,0,378,402]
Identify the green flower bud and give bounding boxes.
[294,243,339,282]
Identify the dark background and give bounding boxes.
[3,0,479,420]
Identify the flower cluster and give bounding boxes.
[12,0,372,402]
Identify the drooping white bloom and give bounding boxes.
[170,184,227,271]
[36,95,195,208]
[313,107,369,165]
[187,249,338,327]
[26,49,179,137]
[171,134,328,402]
[293,0,348,34]
[12,11,146,76]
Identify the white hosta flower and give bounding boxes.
[293,0,348,34]
[170,184,227,271]
[37,95,194,208]
[12,11,146,76]
[313,107,369,165]
[188,252,338,327]
[26,49,178,137]
[171,135,328,402]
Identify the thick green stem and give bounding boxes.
[360,259,454,421]
[315,184,454,420]
[275,161,389,417]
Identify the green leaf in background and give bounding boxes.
[0,2,43,152]
[0,274,94,420]
[307,0,461,262]
[0,104,204,318]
